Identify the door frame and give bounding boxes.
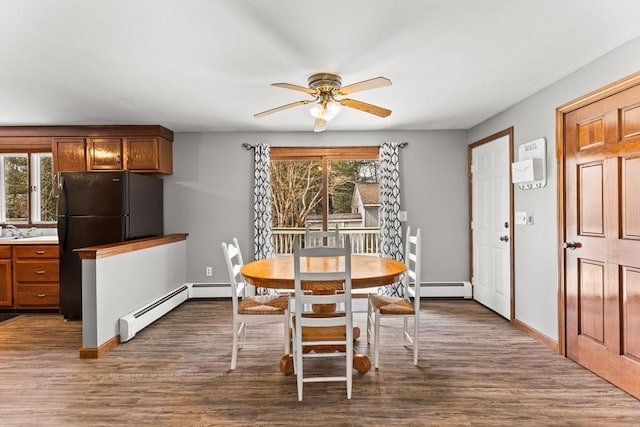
[555,70,640,357]
[468,127,515,320]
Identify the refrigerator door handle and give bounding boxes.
[57,175,68,251]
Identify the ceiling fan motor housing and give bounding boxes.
[308,73,342,92]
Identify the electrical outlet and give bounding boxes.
[205,266,213,276]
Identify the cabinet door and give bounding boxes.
[0,259,12,307]
[52,138,87,172]
[88,138,123,170]
[126,137,160,171]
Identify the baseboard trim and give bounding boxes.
[512,318,558,353]
[79,335,120,359]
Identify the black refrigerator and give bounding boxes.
[57,171,164,319]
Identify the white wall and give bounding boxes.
[81,239,187,348]
[163,130,469,286]
[468,37,640,341]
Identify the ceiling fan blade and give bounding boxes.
[254,100,313,118]
[313,118,327,133]
[272,82,317,95]
[341,98,392,118]
[338,76,391,95]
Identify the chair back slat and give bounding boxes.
[222,238,247,309]
[304,223,341,248]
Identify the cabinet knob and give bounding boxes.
[35,270,45,274]
[35,250,45,255]
[36,293,46,298]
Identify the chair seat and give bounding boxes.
[293,314,347,341]
[238,294,289,315]
[369,295,415,315]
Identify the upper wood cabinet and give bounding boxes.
[46,126,173,175]
[52,137,87,173]
[88,137,124,171]
[125,137,173,174]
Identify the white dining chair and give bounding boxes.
[291,235,353,401]
[367,227,421,368]
[221,238,290,370]
[304,223,340,248]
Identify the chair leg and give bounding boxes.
[239,320,247,350]
[231,321,239,370]
[284,311,290,354]
[295,326,304,401]
[413,315,419,366]
[374,310,381,369]
[403,317,409,347]
[366,297,373,345]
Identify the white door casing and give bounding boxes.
[471,133,512,319]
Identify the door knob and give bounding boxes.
[499,235,509,242]
[562,241,580,250]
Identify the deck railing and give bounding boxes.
[273,227,380,255]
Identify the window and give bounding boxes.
[0,152,55,224]
[270,146,380,254]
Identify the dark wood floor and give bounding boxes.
[1,299,639,426]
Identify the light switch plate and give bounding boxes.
[398,211,407,221]
[515,212,527,225]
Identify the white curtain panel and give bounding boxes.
[253,143,275,295]
[379,142,404,296]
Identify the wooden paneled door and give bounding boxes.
[559,73,640,399]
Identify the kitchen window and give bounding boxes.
[0,152,55,225]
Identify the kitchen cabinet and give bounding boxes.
[13,245,59,309]
[126,137,172,173]
[87,137,124,171]
[85,136,173,173]
[0,246,12,308]
[52,137,87,173]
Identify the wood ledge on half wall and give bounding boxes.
[75,233,188,259]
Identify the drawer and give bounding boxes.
[14,245,58,259]
[15,260,59,282]
[0,245,11,259]
[15,284,59,307]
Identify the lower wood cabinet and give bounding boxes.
[0,246,12,307]
[12,245,59,309]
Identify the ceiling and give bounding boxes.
[2,0,640,134]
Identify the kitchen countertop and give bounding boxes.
[0,236,58,244]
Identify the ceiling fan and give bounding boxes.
[254,73,392,132]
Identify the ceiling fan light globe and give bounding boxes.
[309,101,341,121]
[309,103,323,119]
[326,101,342,118]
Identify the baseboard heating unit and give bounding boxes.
[421,281,472,298]
[188,282,231,298]
[119,285,190,342]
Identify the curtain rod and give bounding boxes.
[243,142,408,150]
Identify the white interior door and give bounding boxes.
[471,134,512,319]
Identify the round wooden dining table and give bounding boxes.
[240,254,407,374]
